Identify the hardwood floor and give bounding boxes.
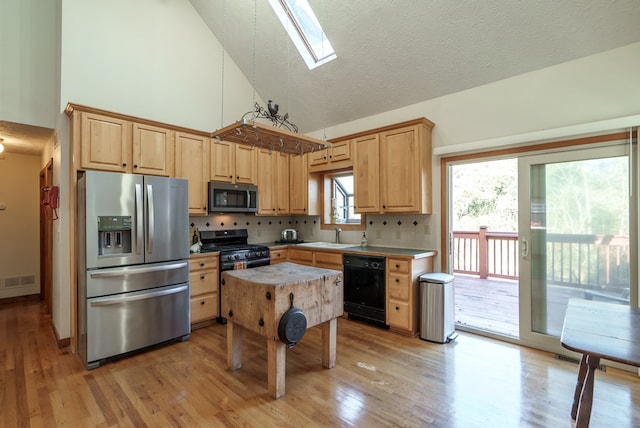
[3,298,640,427]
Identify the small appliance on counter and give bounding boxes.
[276,229,304,244]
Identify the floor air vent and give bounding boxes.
[1,275,36,288]
[555,354,606,371]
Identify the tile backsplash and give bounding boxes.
[189,213,437,250]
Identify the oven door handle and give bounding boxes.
[90,285,188,307]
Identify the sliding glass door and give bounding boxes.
[518,143,633,350]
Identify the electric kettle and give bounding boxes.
[281,229,298,242]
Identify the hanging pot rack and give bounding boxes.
[211,102,330,156]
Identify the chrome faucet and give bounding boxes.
[335,227,342,244]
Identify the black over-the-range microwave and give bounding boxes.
[208,181,258,213]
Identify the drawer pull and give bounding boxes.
[259,318,264,327]
[200,300,205,305]
[395,278,399,283]
[395,264,400,269]
[200,275,205,280]
[200,262,205,267]
[395,306,399,310]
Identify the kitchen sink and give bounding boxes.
[297,242,357,249]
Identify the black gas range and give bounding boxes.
[199,229,270,324]
[200,229,270,269]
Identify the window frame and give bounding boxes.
[318,168,366,231]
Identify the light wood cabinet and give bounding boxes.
[175,132,210,215]
[256,149,290,215]
[353,133,380,213]
[352,118,433,214]
[210,141,257,184]
[79,112,175,176]
[287,248,342,271]
[386,256,433,336]
[290,154,319,215]
[309,140,352,172]
[189,253,219,327]
[132,123,175,176]
[269,247,288,264]
[80,112,132,173]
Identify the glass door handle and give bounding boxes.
[521,238,528,258]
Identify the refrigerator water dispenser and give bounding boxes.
[98,216,132,255]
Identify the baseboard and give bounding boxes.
[51,320,70,348]
[0,293,40,306]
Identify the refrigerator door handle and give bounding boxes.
[90,284,188,306]
[146,184,154,254]
[89,261,188,279]
[135,183,143,255]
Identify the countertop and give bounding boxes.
[260,242,437,259]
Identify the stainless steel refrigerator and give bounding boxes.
[77,171,190,369]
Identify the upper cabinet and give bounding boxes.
[175,132,210,216]
[256,149,290,215]
[210,141,257,184]
[290,154,318,215]
[353,118,434,214]
[308,140,352,172]
[77,110,174,176]
[132,123,175,176]
[80,112,132,173]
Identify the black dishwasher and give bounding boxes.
[343,254,388,328]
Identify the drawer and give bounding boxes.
[189,256,218,271]
[388,273,410,300]
[189,270,218,296]
[388,258,410,274]
[288,249,313,265]
[190,293,218,323]
[314,251,342,267]
[270,249,288,262]
[387,300,410,329]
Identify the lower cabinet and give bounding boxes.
[287,248,342,271]
[270,247,288,264]
[386,256,433,336]
[189,253,219,328]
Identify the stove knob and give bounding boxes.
[232,254,238,260]
[244,253,249,259]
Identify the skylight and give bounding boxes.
[267,0,337,70]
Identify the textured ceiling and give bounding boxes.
[191,0,640,133]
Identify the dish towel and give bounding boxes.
[233,261,247,270]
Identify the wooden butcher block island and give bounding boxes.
[221,262,343,399]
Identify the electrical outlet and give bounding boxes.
[257,229,262,237]
[376,229,382,239]
[395,230,401,240]
[423,224,431,234]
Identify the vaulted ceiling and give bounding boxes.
[191,0,640,133]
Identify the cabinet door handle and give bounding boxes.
[200,300,205,305]
[395,264,400,268]
[395,278,399,283]
[134,164,138,168]
[395,306,399,310]
[200,275,205,280]
[122,162,127,167]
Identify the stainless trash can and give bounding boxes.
[419,273,457,343]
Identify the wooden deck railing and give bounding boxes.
[453,227,519,280]
[452,227,631,295]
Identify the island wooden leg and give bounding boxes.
[575,354,600,428]
[227,321,243,371]
[571,354,589,419]
[267,339,286,399]
[321,317,337,369]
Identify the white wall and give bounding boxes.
[0,153,41,298]
[0,0,57,128]
[308,42,640,268]
[53,0,261,339]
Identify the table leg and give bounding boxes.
[227,321,243,371]
[321,317,337,368]
[571,354,589,419]
[575,354,600,428]
[267,339,286,399]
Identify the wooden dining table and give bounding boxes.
[560,298,640,428]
